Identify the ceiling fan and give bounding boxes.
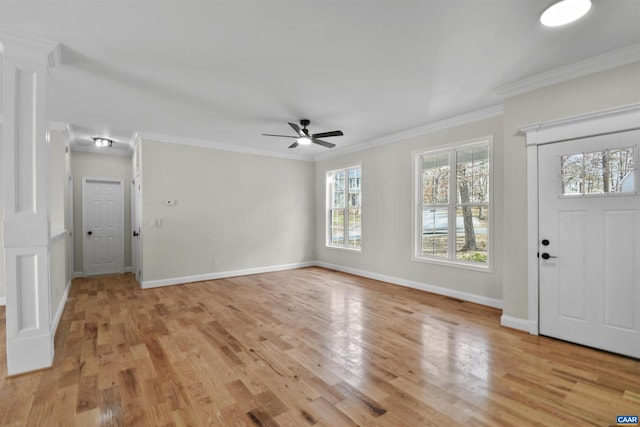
[262,119,343,149]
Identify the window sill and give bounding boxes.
[325,245,362,254]
[412,255,493,273]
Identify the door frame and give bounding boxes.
[519,102,640,335]
[131,177,142,283]
[81,176,125,276]
[68,174,74,279]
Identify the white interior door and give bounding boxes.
[82,178,124,276]
[538,130,640,358]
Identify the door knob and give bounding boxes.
[133,231,139,237]
[541,252,557,259]
[87,231,92,236]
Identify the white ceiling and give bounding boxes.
[1,1,639,160]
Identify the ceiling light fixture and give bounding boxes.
[297,136,312,145]
[93,137,113,147]
[540,0,592,27]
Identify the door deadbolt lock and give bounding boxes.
[541,239,550,246]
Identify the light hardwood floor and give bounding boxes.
[1,267,639,426]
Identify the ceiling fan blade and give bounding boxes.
[312,130,343,139]
[288,122,304,137]
[262,133,297,138]
[288,141,299,149]
[312,138,336,149]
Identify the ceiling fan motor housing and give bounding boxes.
[261,119,341,149]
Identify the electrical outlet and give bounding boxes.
[213,257,220,266]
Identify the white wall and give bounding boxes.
[49,129,71,314]
[49,130,66,233]
[140,140,315,283]
[71,152,133,274]
[315,115,504,306]
[0,125,3,303]
[502,61,640,321]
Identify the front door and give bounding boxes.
[82,178,124,276]
[538,130,640,358]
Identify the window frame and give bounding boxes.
[558,145,637,198]
[412,137,493,272]
[326,164,362,252]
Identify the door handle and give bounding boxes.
[541,252,557,260]
[133,231,139,237]
[87,231,93,236]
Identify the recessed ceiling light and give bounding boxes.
[540,0,592,27]
[93,137,113,147]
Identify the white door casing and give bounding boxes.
[538,131,639,358]
[82,178,124,276]
[132,139,143,283]
[520,103,640,337]
[132,178,143,283]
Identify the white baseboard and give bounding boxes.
[51,280,72,337]
[0,296,5,306]
[316,262,503,309]
[141,261,316,289]
[500,315,531,332]
[15,261,505,317]
[73,267,133,278]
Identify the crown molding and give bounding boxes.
[0,115,70,133]
[314,104,504,161]
[49,121,69,132]
[0,30,62,70]
[129,131,142,151]
[495,43,640,99]
[48,121,72,145]
[519,102,640,146]
[135,131,314,162]
[70,144,132,157]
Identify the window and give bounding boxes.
[327,165,361,250]
[414,138,491,268]
[561,146,635,195]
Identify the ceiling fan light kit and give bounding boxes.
[262,119,343,149]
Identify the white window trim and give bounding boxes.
[326,163,362,252]
[412,136,493,272]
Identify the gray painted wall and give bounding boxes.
[315,115,504,304]
[140,140,315,282]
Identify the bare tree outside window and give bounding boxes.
[561,147,634,195]
[417,141,490,266]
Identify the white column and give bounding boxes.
[1,31,61,375]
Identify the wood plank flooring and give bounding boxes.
[1,267,639,426]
